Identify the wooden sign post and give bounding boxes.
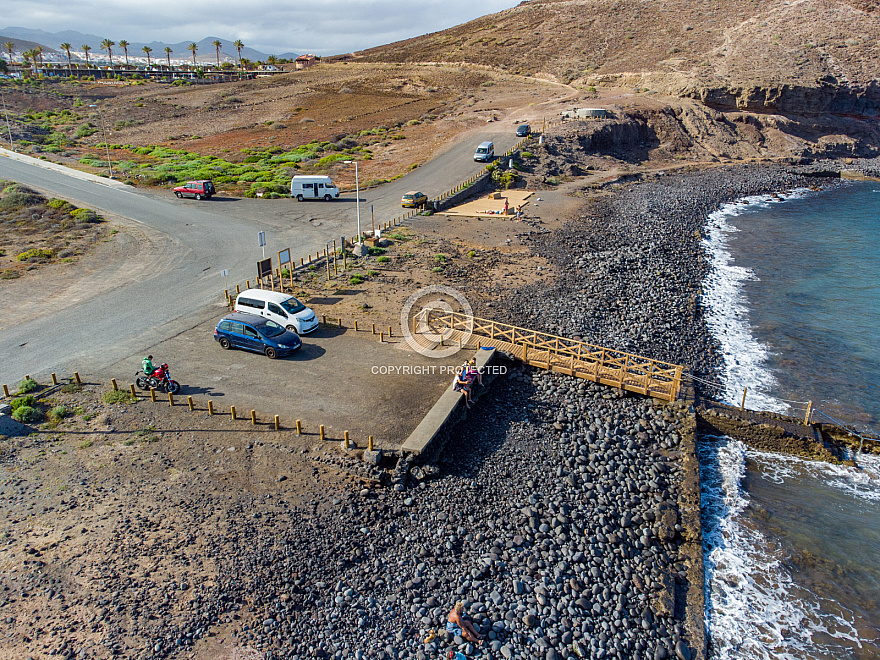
[278,248,292,290]
[257,257,272,290]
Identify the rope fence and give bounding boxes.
[0,372,378,452]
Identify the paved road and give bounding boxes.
[0,126,520,384]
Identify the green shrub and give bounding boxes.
[376,256,390,264]
[60,382,82,394]
[0,184,43,210]
[468,250,476,258]
[16,378,39,394]
[11,405,41,423]
[74,124,96,139]
[17,248,53,262]
[49,405,69,422]
[367,270,378,277]
[69,208,102,223]
[10,395,36,411]
[102,390,136,404]
[47,198,69,209]
[349,273,365,285]
[521,151,535,159]
[368,247,386,256]
[434,254,447,263]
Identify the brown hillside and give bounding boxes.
[343,0,880,113]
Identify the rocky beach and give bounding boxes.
[3,158,880,660]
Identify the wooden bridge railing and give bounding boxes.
[415,310,683,401]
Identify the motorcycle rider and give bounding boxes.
[142,355,156,378]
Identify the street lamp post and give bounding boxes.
[343,160,361,243]
[1,90,13,151]
[89,104,113,178]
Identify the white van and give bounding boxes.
[290,175,340,201]
[234,289,319,334]
[474,141,495,162]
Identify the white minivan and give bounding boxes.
[290,175,340,201]
[474,141,495,162]
[234,289,319,334]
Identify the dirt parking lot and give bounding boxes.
[102,317,475,451]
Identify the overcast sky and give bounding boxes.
[3,0,522,56]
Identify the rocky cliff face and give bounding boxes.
[684,80,880,115]
[527,101,880,177]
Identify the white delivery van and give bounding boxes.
[234,289,319,334]
[474,141,495,162]
[290,175,340,201]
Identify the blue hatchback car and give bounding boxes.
[214,312,302,358]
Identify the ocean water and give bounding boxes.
[699,180,880,659]
[701,181,880,435]
[700,438,880,659]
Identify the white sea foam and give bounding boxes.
[700,192,810,413]
[701,438,874,659]
[750,449,880,503]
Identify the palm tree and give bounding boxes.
[267,55,277,67]
[187,42,198,67]
[212,39,222,67]
[234,39,244,70]
[81,44,91,66]
[118,39,129,66]
[240,58,251,71]
[164,46,172,71]
[3,41,13,63]
[142,45,152,68]
[60,42,72,73]
[101,38,115,67]
[33,45,43,72]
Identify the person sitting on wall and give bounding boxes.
[453,366,473,408]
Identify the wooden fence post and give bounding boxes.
[274,415,280,431]
[187,396,194,411]
[208,401,214,415]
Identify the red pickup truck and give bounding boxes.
[173,180,216,200]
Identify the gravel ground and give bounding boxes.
[5,158,879,660]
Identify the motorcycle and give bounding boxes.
[135,363,181,394]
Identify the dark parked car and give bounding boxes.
[214,312,302,359]
[516,124,531,137]
[174,180,216,199]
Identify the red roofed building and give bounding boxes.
[295,54,316,70]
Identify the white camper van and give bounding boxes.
[234,289,319,334]
[290,175,340,201]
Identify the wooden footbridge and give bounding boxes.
[411,310,683,401]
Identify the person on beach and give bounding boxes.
[446,602,483,644]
